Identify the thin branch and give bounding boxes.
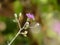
[8,14,21,45]
[8,28,24,45]
[16,17,21,29]
[8,13,29,45]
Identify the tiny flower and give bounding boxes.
[26,13,35,20]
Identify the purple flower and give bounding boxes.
[52,20,60,34]
[26,13,34,19]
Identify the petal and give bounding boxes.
[26,13,34,19]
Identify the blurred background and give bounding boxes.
[0,0,60,45]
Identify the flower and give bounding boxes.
[26,13,35,20]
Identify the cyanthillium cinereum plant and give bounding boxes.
[8,12,35,45]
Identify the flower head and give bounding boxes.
[26,13,35,20]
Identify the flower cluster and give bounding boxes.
[8,12,35,45]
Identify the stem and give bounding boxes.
[16,18,21,29]
[8,28,24,45]
[8,16,21,45]
[8,16,28,45]
[8,20,27,45]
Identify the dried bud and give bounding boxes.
[19,12,22,17]
[14,13,17,18]
[21,31,28,37]
[24,22,29,29]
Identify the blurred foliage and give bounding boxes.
[0,16,17,34]
[13,0,23,14]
